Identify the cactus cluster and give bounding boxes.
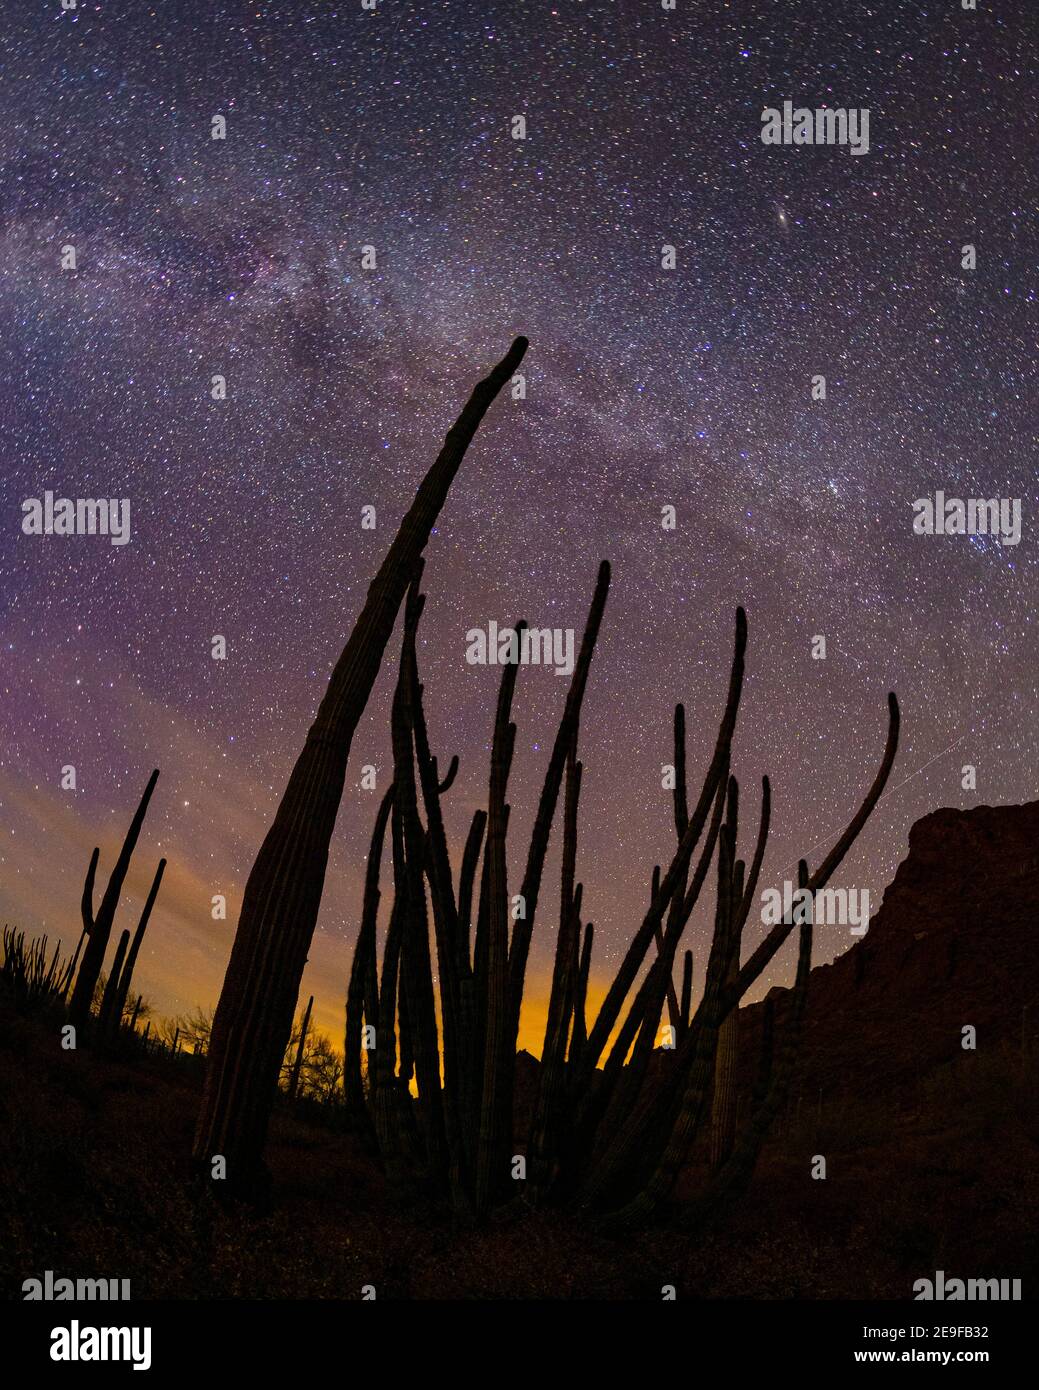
[192,337,900,1220]
[0,927,78,1010]
[341,568,898,1225]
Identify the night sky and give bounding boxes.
[1,1,1036,1051]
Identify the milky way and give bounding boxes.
[1,0,1036,1048]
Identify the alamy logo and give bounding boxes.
[913,1271,1021,1301]
[21,491,131,546]
[465,622,575,677]
[760,881,870,936]
[912,492,1021,546]
[23,1271,130,1300]
[50,1321,151,1371]
[761,101,870,156]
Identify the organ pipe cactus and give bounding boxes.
[474,614,523,1214]
[341,541,899,1225]
[393,584,448,1181]
[527,737,583,1202]
[205,333,901,1221]
[570,922,594,1061]
[343,787,392,1117]
[597,703,899,1229]
[679,950,693,1035]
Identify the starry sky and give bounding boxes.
[1,0,1036,1053]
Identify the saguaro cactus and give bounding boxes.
[96,930,130,1037]
[108,858,166,1041]
[193,337,527,1192]
[68,770,160,1031]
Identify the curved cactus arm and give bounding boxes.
[725,694,899,1012]
[470,563,610,1207]
[94,770,160,935]
[611,770,758,1096]
[437,756,460,794]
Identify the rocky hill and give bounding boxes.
[742,800,1039,1099]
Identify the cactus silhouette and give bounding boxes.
[0,928,77,1009]
[184,333,900,1221]
[287,995,313,1101]
[96,929,130,1037]
[194,338,527,1193]
[342,534,900,1223]
[68,770,160,1032]
[107,858,166,1043]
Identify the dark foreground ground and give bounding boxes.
[1,1003,1036,1301]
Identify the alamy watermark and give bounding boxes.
[23,1270,130,1300]
[914,1271,1022,1301]
[21,491,131,546]
[465,622,575,677]
[50,1321,151,1371]
[912,492,1021,546]
[761,101,870,156]
[760,880,870,936]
